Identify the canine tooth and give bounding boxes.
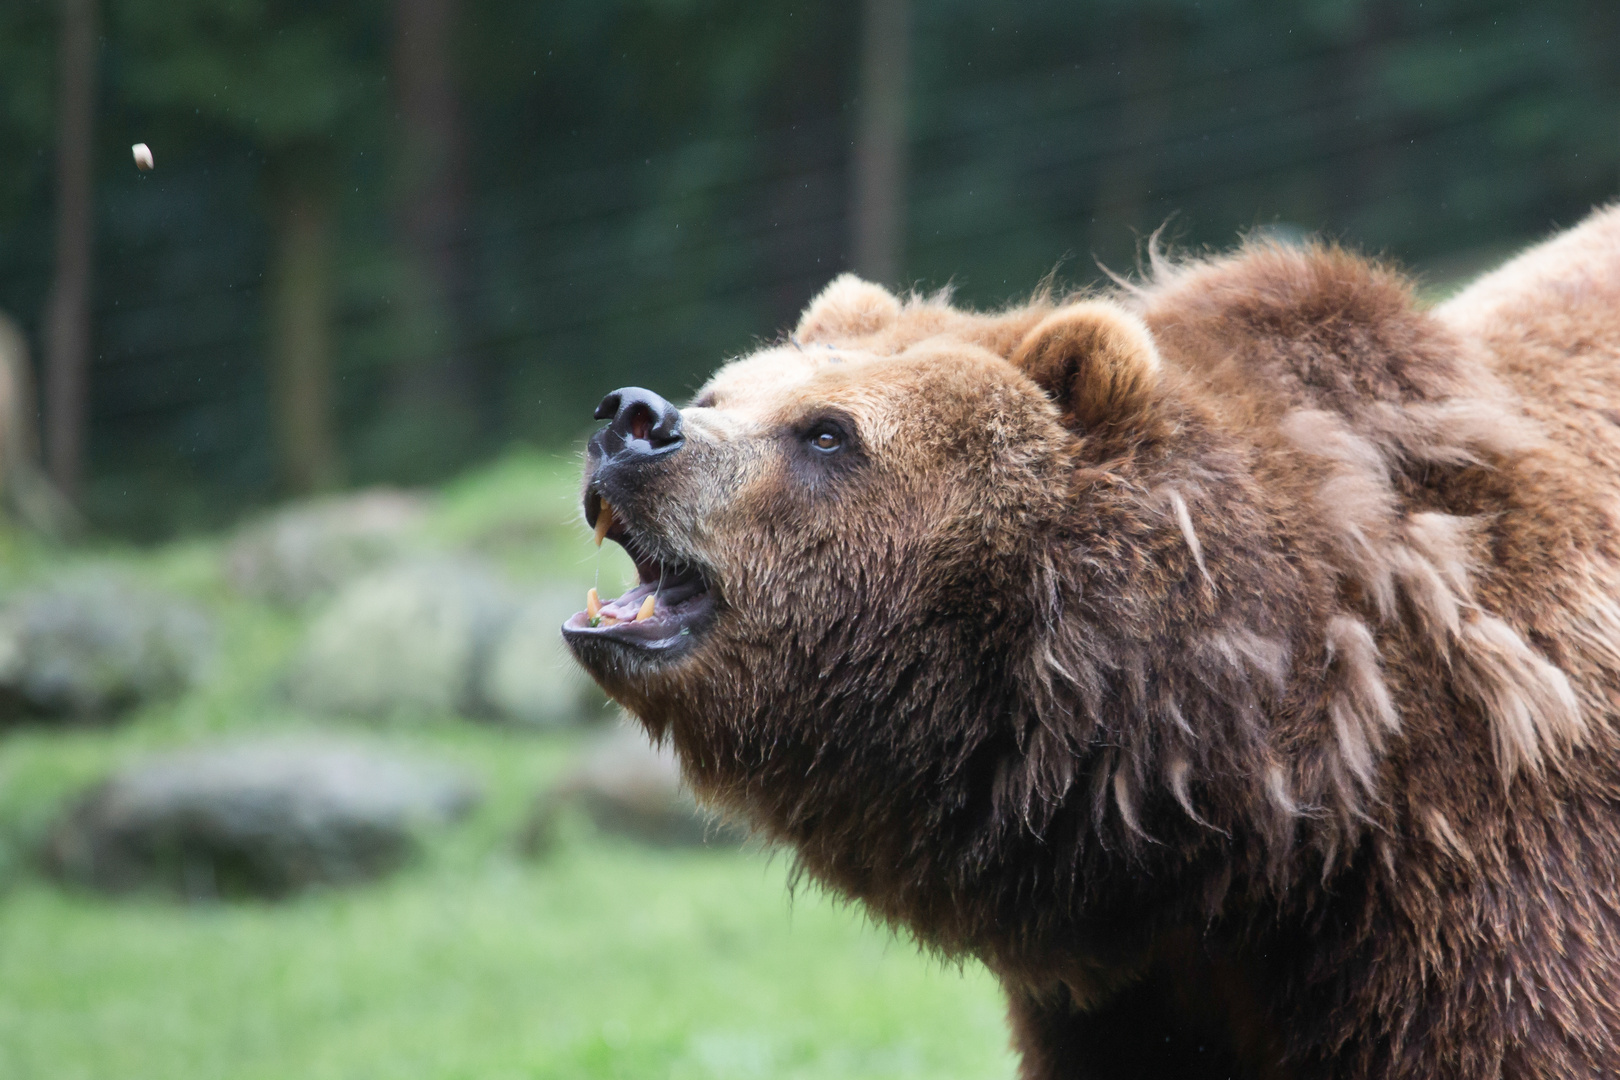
[594,501,614,546]
[586,588,601,620]
[636,594,657,621]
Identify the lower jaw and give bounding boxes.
[562,620,697,654]
[561,597,715,668]
[562,633,697,708]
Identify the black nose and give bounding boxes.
[591,387,684,462]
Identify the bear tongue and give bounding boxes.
[586,585,660,625]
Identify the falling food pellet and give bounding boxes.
[594,500,614,546]
[636,594,656,621]
[132,143,154,171]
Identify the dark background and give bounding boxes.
[2,0,1616,537]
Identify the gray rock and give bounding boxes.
[520,720,743,850]
[0,573,213,721]
[480,587,601,726]
[225,489,428,607]
[289,559,515,719]
[45,739,480,898]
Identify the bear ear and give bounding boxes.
[795,274,902,343]
[1008,300,1161,431]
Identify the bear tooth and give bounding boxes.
[594,500,614,546]
[586,588,601,620]
[636,594,657,621]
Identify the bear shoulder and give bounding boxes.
[1133,240,1471,419]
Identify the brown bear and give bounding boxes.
[563,206,1620,1080]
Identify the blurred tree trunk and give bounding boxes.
[1091,13,1172,261]
[851,0,908,285]
[1585,0,1620,194]
[392,0,478,471]
[43,0,97,504]
[0,314,78,536]
[1317,2,1397,234]
[268,174,342,495]
[756,11,854,330]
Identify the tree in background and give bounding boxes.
[265,147,342,494]
[389,0,479,479]
[115,0,382,495]
[852,0,909,286]
[43,0,97,503]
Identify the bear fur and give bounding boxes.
[564,206,1620,1079]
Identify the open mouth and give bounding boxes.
[561,493,716,656]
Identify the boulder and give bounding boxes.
[520,720,744,850]
[44,739,480,898]
[225,489,428,607]
[0,572,212,721]
[289,559,514,719]
[480,587,602,726]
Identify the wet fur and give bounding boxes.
[571,207,1620,1079]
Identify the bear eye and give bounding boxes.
[792,413,861,480]
[807,427,842,454]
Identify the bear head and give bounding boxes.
[559,273,1282,943]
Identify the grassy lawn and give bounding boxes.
[0,452,1014,1080]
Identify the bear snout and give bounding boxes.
[585,386,689,527]
[590,386,685,464]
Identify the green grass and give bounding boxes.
[0,847,1013,1079]
[0,452,1014,1080]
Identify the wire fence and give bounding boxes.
[0,0,1614,535]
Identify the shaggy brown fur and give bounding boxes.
[564,206,1620,1079]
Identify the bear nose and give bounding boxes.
[591,387,684,462]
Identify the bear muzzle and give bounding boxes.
[588,386,685,467]
[563,389,717,672]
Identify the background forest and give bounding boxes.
[1,0,1617,537]
[2,4,1619,1078]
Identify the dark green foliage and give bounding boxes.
[0,0,1615,535]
